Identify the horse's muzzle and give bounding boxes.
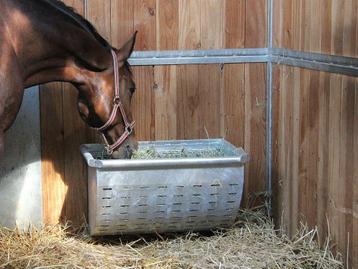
[111,136,138,159]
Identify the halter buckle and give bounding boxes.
[105,146,114,155]
[126,125,133,134]
[113,96,121,105]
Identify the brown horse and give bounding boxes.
[0,0,138,158]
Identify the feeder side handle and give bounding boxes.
[80,145,104,168]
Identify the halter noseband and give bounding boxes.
[95,49,135,154]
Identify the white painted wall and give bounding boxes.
[0,86,42,228]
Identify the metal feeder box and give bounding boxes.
[80,139,248,236]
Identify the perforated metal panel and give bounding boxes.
[81,139,248,236]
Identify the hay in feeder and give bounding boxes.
[131,147,226,159]
[0,210,343,269]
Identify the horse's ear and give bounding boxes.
[117,31,137,63]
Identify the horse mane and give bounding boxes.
[39,0,111,49]
[39,0,132,75]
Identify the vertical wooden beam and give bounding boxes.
[320,0,332,55]
[134,0,156,51]
[290,67,301,234]
[85,0,111,41]
[224,0,245,139]
[271,64,281,226]
[199,0,224,139]
[178,0,201,50]
[338,76,355,267]
[61,0,88,226]
[198,64,222,138]
[153,0,178,141]
[177,0,201,140]
[327,74,342,255]
[280,65,294,232]
[132,66,155,141]
[297,69,310,225]
[176,65,201,140]
[244,64,267,207]
[352,78,358,269]
[41,82,66,225]
[156,0,179,50]
[200,0,224,50]
[224,0,245,49]
[245,0,267,47]
[222,64,245,147]
[317,71,330,243]
[111,0,134,48]
[244,0,267,206]
[132,0,156,141]
[153,66,177,140]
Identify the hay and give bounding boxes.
[131,147,226,160]
[0,210,343,269]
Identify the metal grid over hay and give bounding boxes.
[0,210,342,269]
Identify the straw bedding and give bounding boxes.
[0,210,342,269]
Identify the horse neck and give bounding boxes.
[4,0,112,88]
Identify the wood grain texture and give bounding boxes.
[60,0,88,226]
[153,66,177,140]
[41,0,269,226]
[224,0,245,49]
[132,66,155,141]
[222,64,245,146]
[176,65,201,139]
[244,64,267,206]
[85,0,111,41]
[111,0,134,48]
[274,0,358,57]
[353,79,358,269]
[40,82,66,225]
[245,0,267,47]
[272,65,358,268]
[178,0,201,50]
[177,0,201,139]
[134,0,156,51]
[200,0,224,49]
[156,0,179,50]
[198,64,222,138]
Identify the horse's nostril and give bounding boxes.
[126,145,134,157]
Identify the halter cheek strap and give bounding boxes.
[95,49,135,154]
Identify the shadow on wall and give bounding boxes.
[39,83,95,227]
[0,86,42,229]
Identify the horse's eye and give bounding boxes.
[129,87,136,94]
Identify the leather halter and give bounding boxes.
[95,49,135,154]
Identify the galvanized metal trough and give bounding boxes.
[80,139,248,236]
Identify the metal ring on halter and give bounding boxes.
[106,146,114,155]
[113,96,121,105]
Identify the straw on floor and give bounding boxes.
[0,210,343,269]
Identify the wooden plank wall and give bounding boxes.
[273,0,358,57]
[41,0,267,225]
[272,65,358,268]
[273,1,358,268]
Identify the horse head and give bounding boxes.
[76,33,138,159]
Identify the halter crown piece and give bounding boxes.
[95,49,136,154]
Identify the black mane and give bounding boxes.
[40,0,111,49]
